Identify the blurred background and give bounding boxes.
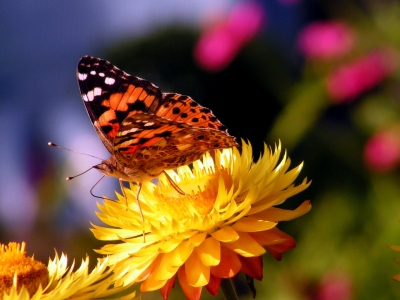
[1,0,400,299]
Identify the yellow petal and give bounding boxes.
[251,200,312,222]
[197,237,221,266]
[185,249,210,287]
[223,232,266,257]
[232,217,277,232]
[211,226,239,242]
[187,232,207,247]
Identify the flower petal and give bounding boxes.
[198,237,221,266]
[160,276,175,300]
[223,232,266,257]
[205,273,222,296]
[185,248,210,287]
[188,232,207,247]
[252,228,296,261]
[211,226,239,242]
[232,217,277,232]
[251,200,312,221]
[238,255,263,280]
[210,246,241,278]
[178,267,203,300]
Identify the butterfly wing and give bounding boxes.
[114,112,238,174]
[76,56,163,153]
[156,93,231,131]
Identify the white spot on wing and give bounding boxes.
[144,122,154,127]
[78,73,87,81]
[82,94,89,102]
[94,87,102,96]
[87,90,94,101]
[90,70,96,75]
[105,77,115,85]
[99,72,105,77]
[118,127,140,136]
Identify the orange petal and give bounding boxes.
[198,237,221,266]
[223,232,266,257]
[205,273,222,296]
[140,254,167,291]
[264,228,296,260]
[238,256,263,280]
[178,266,203,300]
[393,274,400,282]
[160,276,175,300]
[141,276,167,292]
[210,245,241,278]
[249,228,295,260]
[249,227,291,246]
[185,248,210,287]
[153,254,180,281]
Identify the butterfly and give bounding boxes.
[76,56,238,219]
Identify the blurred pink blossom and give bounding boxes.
[194,1,265,72]
[327,50,397,103]
[364,130,400,172]
[298,21,354,60]
[316,272,353,300]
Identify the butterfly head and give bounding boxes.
[93,155,152,183]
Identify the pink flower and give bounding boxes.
[364,130,400,172]
[326,50,397,103]
[316,272,353,300]
[297,21,354,60]
[194,1,265,72]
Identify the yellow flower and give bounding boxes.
[92,141,311,299]
[0,242,138,299]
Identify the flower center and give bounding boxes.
[154,172,220,218]
[0,242,49,297]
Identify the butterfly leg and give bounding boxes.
[162,171,185,195]
[120,179,146,242]
[119,179,145,222]
[162,171,196,200]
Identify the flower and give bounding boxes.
[326,49,397,103]
[92,141,311,300]
[297,21,354,60]
[194,1,265,72]
[364,129,400,172]
[316,271,353,300]
[0,242,138,299]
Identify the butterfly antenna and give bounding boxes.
[66,166,95,181]
[48,142,103,161]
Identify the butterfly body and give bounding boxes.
[77,56,238,189]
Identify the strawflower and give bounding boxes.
[92,141,311,299]
[0,242,138,299]
[326,49,397,103]
[364,129,400,172]
[316,271,353,300]
[194,1,265,72]
[298,21,354,60]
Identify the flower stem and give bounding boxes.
[220,278,239,300]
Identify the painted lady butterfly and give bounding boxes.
[77,56,238,216]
